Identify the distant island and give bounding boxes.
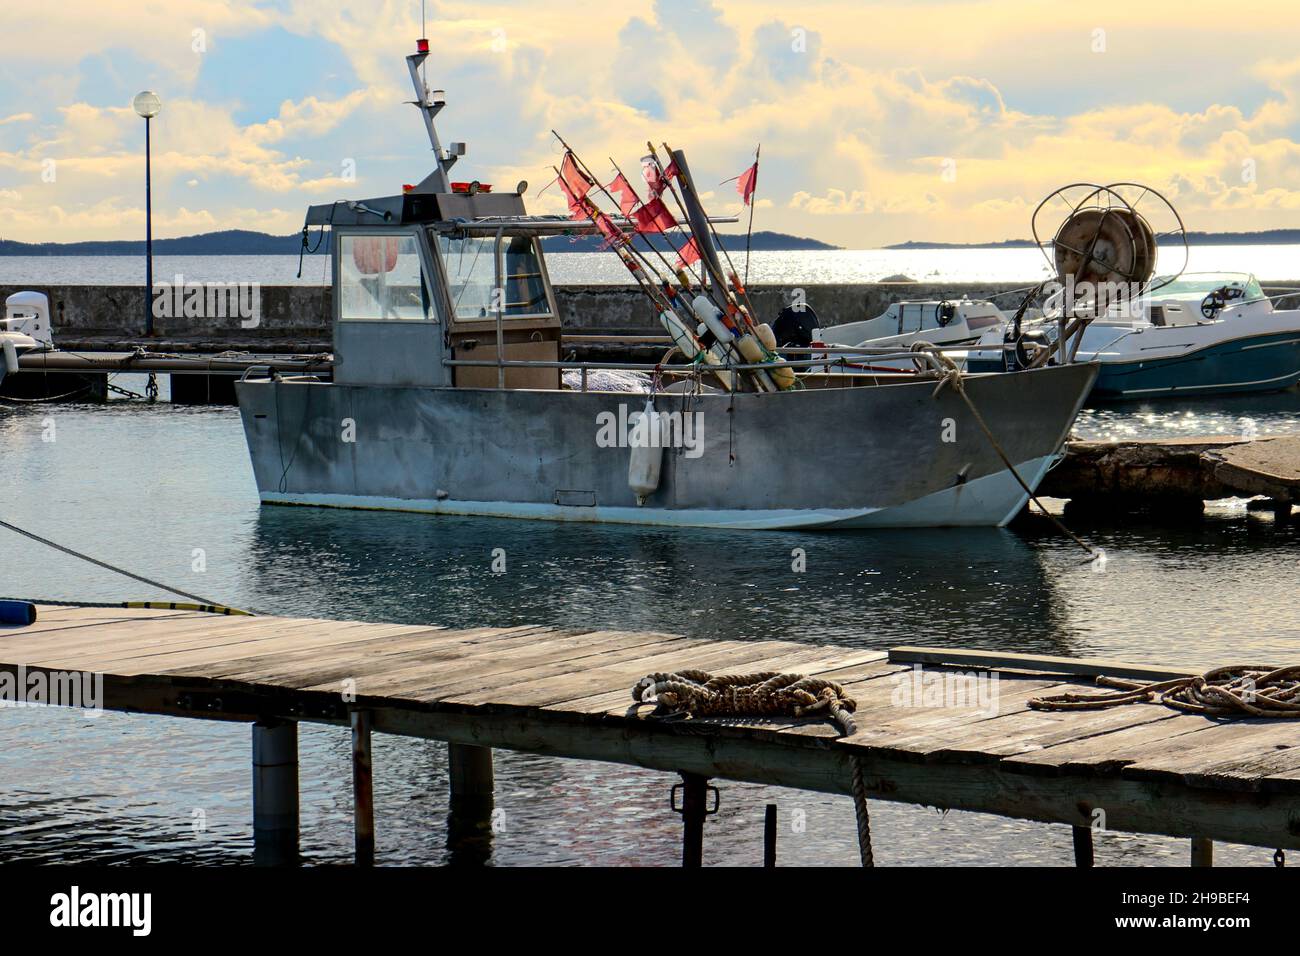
[0,228,839,256]
[888,229,1300,249]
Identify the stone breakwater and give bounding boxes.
[8,281,1300,354]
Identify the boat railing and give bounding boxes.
[443,343,961,391]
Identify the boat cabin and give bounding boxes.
[307,189,587,392]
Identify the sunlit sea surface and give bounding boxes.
[2,244,1300,287]
[1,260,1298,866]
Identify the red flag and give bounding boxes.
[593,209,627,250]
[560,151,592,201]
[660,159,679,189]
[675,237,701,270]
[606,172,639,217]
[557,176,586,220]
[736,162,758,205]
[640,156,678,198]
[631,196,677,234]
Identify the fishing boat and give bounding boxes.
[966,272,1300,399]
[232,37,1097,530]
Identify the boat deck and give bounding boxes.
[5,604,1300,856]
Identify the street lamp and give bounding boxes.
[133,91,161,337]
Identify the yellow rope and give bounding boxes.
[121,601,254,617]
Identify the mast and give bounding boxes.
[405,39,462,194]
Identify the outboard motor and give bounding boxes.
[2,292,54,350]
[772,302,820,348]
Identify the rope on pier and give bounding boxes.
[631,670,858,735]
[849,755,875,867]
[1029,665,1300,717]
[0,517,252,615]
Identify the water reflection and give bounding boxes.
[241,508,1078,653]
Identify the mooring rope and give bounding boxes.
[0,518,252,615]
[849,754,875,867]
[1029,665,1300,717]
[929,359,1097,560]
[631,670,859,735]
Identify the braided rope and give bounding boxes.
[1029,665,1300,717]
[849,754,875,867]
[631,670,859,735]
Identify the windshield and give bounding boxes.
[337,233,431,320]
[437,233,552,320]
[1146,273,1265,301]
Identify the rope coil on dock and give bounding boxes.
[631,670,858,735]
[1029,665,1300,717]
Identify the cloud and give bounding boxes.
[4,1,1300,246]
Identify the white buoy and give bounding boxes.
[2,339,18,376]
[627,398,664,505]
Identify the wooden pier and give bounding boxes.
[4,603,1300,865]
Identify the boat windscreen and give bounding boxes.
[337,234,431,320]
[437,233,552,320]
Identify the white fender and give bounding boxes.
[627,398,664,505]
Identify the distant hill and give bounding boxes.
[541,230,839,252]
[887,229,1300,249]
[0,228,837,256]
[0,229,303,256]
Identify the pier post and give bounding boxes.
[1191,838,1213,867]
[351,710,375,866]
[447,744,494,862]
[1072,826,1094,867]
[763,803,777,867]
[675,773,715,868]
[251,719,299,866]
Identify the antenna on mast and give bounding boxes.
[405,10,463,194]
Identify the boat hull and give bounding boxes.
[1088,329,1300,400]
[235,363,1096,530]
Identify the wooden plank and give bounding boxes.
[998,712,1211,776]
[437,637,820,709]
[290,629,684,698]
[1119,720,1300,792]
[5,619,430,674]
[888,646,1197,682]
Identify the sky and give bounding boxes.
[2,0,1300,248]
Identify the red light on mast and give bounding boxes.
[416,38,429,53]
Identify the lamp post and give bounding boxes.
[133,91,161,337]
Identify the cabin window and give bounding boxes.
[337,234,432,321]
[437,233,552,320]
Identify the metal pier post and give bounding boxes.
[252,719,299,866]
[1191,838,1214,867]
[351,710,375,866]
[1072,826,1095,867]
[672,773,718,868]
[764,803,777,867]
